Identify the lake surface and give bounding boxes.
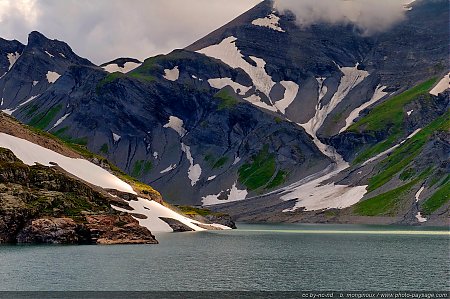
[0,223,448,291]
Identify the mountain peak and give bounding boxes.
[27,31,50,47]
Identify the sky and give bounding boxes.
[0,0,261,64]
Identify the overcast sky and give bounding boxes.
[0,0,261,64]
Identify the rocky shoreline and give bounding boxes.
[0,147,158,245]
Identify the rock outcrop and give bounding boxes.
[0,147,158,244]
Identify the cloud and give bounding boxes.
[273,0,412,35]
[0,0,261,64]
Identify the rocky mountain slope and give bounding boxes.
[0,113,233,244]
[0,0,448,225]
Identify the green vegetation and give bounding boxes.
[238,145,277,191]
[100,143,109,154]
[367,112,449,192]
[350,78,437,164]
[213,157,228,169]
[266,170,287,189]
[354,181,416,216]
[399,168,416,181]
[204,153,229,169]
[96,72,125,91]
[175,206,226,217]
[421,181,450,215]
[131,160,153,177]
[214,90,238,110]
[96,68,155,94]
[349,78,437,132]
[29,105,63,130]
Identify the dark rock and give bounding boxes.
[159,217,194,232]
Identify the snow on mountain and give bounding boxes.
[181,143,202,186]
[7,52,20,71]
[208,77,251,95]
[2,95,40,115]
[340,85,388,133]
[46,71,61,83]
[50,113,71,130]
[0,133,136,194]
[163,115,202,186]
[163,66,180,81]
[160,164,177,174]
[299,64,369,163]
[274,81,299,114]
[281,166,368,211]
[103,61,142,73]
[429,73,449,96]
[415,212,427,223]
[197,36,275,98]
[244,94,277,112]
[112,197,230,233]
[202,182,248,206]
[362,128,422,167]
[163,116,187,137]
[252,13,285,32]
[415,186,425,202]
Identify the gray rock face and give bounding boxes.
[0,0,448,224]
[0,38,24,78]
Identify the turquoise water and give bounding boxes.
[0,223,448,291]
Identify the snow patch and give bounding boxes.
[0,133,135,194]
[415,212,427,223]
[429,73,449,96]
[244,94,278,112]
[112,197,231,233]
[50,113,70,130]
[362,128,422,166]
[32,81,39,86]
[202,182,248,206]
[407,109,414,116]
[160,164,177,174]
[299,64,369,166]
[163,66,179,81]
[274,81,299,114]
[233,156,241,165]
[403,0,416,10]
[153,152,159,159]
[207,175,217,181]
[112,133,121,143]
[279,65,369,212]
[415,186,425,202]
[59,53,66,58]
[316,77,328,102]
[7,52,20,71]
[112,198,206,233]
[340,85,388,133]
[252,13,285,32]
[46,71,61,84]
[2,95,40,115]
[44,51,54,58]
[181,143,202,186]
[281,168,368,211]
[197,36,275,98]
[208,78,251,95]
[103,62,141,74]
[163,116,186,137]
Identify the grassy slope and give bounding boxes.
[349,78,437,165]
[348,77,449,217]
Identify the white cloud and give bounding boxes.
[274,0,409,35]
[0,0,261,64]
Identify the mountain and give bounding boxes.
[0,112,233,244]
[0,0,448,226]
